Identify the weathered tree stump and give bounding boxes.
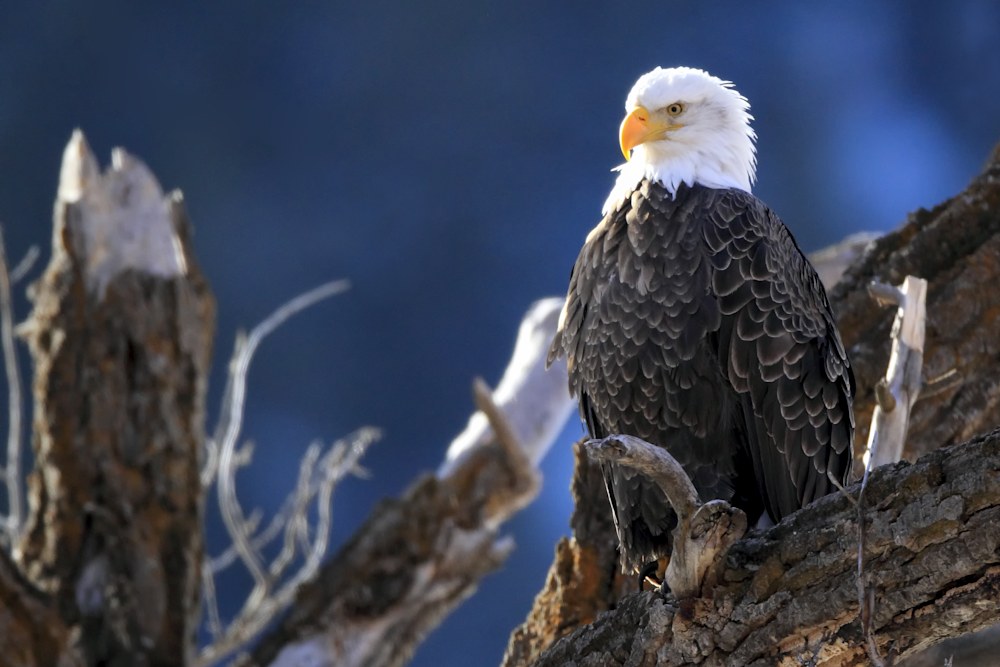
[13,131,215,665]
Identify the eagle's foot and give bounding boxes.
[637,560,662,590]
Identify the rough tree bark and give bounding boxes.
[503,142,1000,666]
[10,131,215,666]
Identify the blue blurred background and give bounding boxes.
[2,2,999,665]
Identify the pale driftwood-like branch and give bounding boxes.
[585,435,747,598]
[531,429,1000,666]
[469,377,542,523]
[238,298,573,667]
[14,130,215,664]
[440,297,576,475]
[864,276,927,470]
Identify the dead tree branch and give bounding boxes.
[237,297,575,667]
[195,280,379,667]
[857,274,927,666]
[864,276,927,470]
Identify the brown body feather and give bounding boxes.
[550,180,854,572]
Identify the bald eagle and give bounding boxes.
[549,67,855,573]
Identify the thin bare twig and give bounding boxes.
[198,430,376,667]
[196,279,385,667]
[917,368,960,402]
[214,279,350,606]
[203,279,351,486]
[9,245,40,284]
[0,230,25,547]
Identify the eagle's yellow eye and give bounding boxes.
[666,103,684,116]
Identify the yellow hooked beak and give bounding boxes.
[619,105,680,161]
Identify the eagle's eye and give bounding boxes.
[666,103,684,117]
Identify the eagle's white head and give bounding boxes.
[603,67,757,214]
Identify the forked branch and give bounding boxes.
[585,435,747,598]
[197,281,377,667]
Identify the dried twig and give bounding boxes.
[8,245,40,284]
[196,280,379,667]
[917,368,960,402]
[0,230,28,547]
[202,279,351,486]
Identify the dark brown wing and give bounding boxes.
[704,188,855,520]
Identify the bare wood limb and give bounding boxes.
[586,435,700,520]
[867,280,903,307]
[585,435,747,599]
[0,230,26,547]
[864,276,927,470]
[471,376,542,525]
[858,275,927,665]
[238,298,572,667]
[440,297,575,475]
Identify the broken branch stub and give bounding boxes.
[16,130,215,664]
[864,275,927,470]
